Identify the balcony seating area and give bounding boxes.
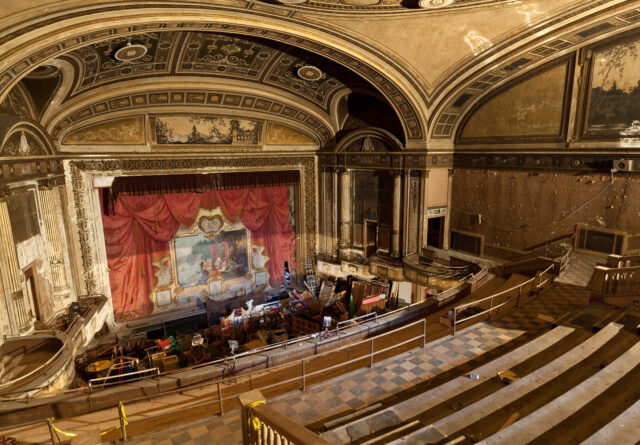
[315,321,639,444]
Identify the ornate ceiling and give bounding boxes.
[60,31,361,110]
[0,0,638,151]
[263,0,519,13]
[7,30,382,146]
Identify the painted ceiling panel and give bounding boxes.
[460,61,568,139]
[61,31,361,111]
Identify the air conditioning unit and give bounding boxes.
[613,159,634,172]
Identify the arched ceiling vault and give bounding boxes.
[0,1,638,151]
[429,1,640,146]
[0,5,429,146]
[47,77,337,146]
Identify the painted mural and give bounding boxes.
[587,36,640,133]
[460,62,567,139]
[266,122,316,145]
[62,116,146,145]
[153,115,261,145]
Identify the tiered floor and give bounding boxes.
[5,255,639,444]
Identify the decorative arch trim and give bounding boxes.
[429,4,640,143]
[335,127,405,152]
[0,114,55,157]
[0,6,426,142]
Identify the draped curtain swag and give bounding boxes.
[103,171,300,215]
[101,185,296,322]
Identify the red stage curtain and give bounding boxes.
[102,187,295,322]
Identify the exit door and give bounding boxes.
[427,216,445,249]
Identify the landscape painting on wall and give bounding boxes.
[587,36,640,134]
[153,115,261,145]
[175,228,249,289]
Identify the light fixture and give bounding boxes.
[297,65,323,81]
[113,43,148,62]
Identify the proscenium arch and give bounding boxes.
[0,5,427,146]
[45,77,338,146]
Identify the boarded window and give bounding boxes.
[7,190,40,243]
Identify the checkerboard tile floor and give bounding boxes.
[266,322,524,428]
[495,282,590,331]
[555,252,602,287]
[126,412,243,445]
[121,322,524,444]
[115,279,594,445]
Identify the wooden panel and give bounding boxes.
[373,322,423,363]
[250,363,301,395]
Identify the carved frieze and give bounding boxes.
[52,90,332,143]
[62,117,146,145]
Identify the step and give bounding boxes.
[323,403,382,430]
[389,323,623,444]
[479,339,640,444]
[320,325,574,444]
[580,398,640,445]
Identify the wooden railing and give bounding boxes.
[451,264,555,334]
[8,319,426,442]
[239,390,331,445]
[590,256,640,307]
[604,254,640,268]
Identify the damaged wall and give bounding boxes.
[15,234,56,323]
[451,169,640,250]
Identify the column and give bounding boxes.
[331,168,339,260]
[38,186,69,292]
[391,171,403,258]
[338,168,352,256]
[0,198,29,330]
[444,169,454,250]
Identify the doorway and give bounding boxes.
[427,216,445,249]
[23,268,39,321]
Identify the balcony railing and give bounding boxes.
[451,264,556,334]
[239,390,331,445]
[590,255,640,307]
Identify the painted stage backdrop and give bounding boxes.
[101,186,296,322]
[587,35,640,134]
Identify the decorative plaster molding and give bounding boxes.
[69,156,317,293]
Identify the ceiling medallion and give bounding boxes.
[113,43,148,62]
[297,65,323,81]
[418,0,456,8]
[342,0,380,5]
[276,0,307,4]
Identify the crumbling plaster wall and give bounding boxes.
[16,234,56,323]
[451,169,640,250]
